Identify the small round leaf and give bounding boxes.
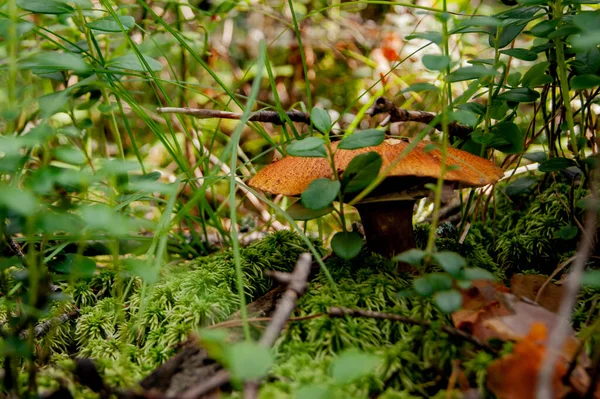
[301,178,340,210]
[338,129,385,150]
[331,231,363,260]
[310,107,332,133]
[434,290,463,313]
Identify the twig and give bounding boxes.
[207,313,323,330]
[536,180,599,398]
[156,107,310,125]
[157,98,470,137]
[366,97,472,139]
[20,309,80,339]
[3,231,27,266]
[243,253,312,399]
[327,307,497,354]
[178,253,313,399]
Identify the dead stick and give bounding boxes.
[327,307,496,354]
[178,253,313,399]
[157,98,470,137]
[367,97,472,139]
[243,253,312,399]
[156,107,310,125]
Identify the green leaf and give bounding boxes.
[497,88,540,103]
[570,32,600,50]
[504,177,537,196]
[86,15,135,32]
[198,329,229,365]
[39,91,69,118]
[330,349,381,384]
[310,107,332,133]
[490,122,524,154]
[523,151,547,162]
[422,54,451,71]
[0,186,39,216]
[434,290,463,313]
[227,342,273,382]
[500,48,537,61]
[413,276,434,296]
[457,102,486,115]
[287,137,327,158]
[108,54,162,72]
[394,249,426,266]
[341,152,382,193]
[414,273,454,297]
[432,251,466,277]
[582,270,600,287]
[406,31,442,45]
[331,231,363,260]
[53,254,96,278]
[571,74,600,90]
[26,52,89,74]
[529,19,559,37]
[554,225,578,240]
[538,157,575,172]
[445,65,498,83]
[449,110,478,127]
[301,178,340,210]
[522,62,550,88]
[338,129,385,150]
[490,19,530,48]
[455,16,501,28]
[507,72,522,87]
[462,267,495,281]
[286,201,334,220]
[17,0,73,14]
[401,83,439,93]
[54,146,86,165]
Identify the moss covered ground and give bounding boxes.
[4,176,598,397]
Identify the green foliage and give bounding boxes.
[1,0,599,396]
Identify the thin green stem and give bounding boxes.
[228,41,268,341]
[287,0,312,111]
[552,1,578,157]
[5,0,18,134]
[425,4,451,255]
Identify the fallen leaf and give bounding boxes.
[511,274,564,312]
[487,323,570,399]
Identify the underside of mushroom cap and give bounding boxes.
[248,138,504,196]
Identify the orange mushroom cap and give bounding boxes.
[249,138,504,197]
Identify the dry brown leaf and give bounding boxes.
[487,323,570,399]
[510,274,564,312]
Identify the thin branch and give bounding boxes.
[207,313,323,330]
[536,178,599,399]
[177,253,313,399]
[366,97,472,139]
[327,307,497,354]
[157,97,470,138]
[20,309,80,339]
[156,107,310,125]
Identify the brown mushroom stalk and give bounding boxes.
[354,200,416,258]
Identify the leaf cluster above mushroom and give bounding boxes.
[249,138,504,258]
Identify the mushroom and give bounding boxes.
[249,138,503,258]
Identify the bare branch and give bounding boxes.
[327,307,496,354]
[157,98,471,138]
[178,253,313,399]
[156,107,310,125]
[367,97,472,139]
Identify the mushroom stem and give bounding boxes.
[354,200,416,259]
